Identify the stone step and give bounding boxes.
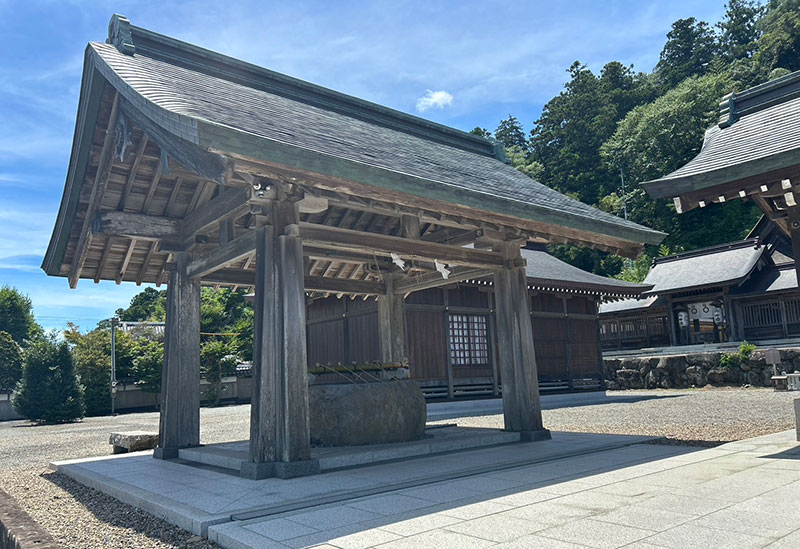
[178,426,521,474]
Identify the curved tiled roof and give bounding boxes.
[644,70,800,197]
[521,248,650,297]
[82,20,664,248]
[598,295,664,314]
[642,240,764,294]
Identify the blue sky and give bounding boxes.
[0,0,726,333]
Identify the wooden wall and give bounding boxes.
[306,284,605,396]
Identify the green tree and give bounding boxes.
[530,61,654,204]
[753,0,800,74]
[0,331,23,389]
[131,339,164,394]
[469,127,492,139]
[13,336,84,423]
[117,287,166,321]
[64,324,137,416]
[717,0,764,61]
[656,18,718,88]
[494,116,527,149]
[505,146,543,180]
[200,339,238,406]
[602,73,762,249]
[0,286,42,345]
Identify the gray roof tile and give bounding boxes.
[644,70,800,197]
[88,39,663,245]
[522,248,649,296]
[642,240,764,294]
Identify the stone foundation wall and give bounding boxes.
[603,348,800,390]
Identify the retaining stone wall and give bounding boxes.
[603,348,800,390]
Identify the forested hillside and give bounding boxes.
[473,0,800,281]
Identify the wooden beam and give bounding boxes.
[180,186,251,244]
[69,92,119,288]
[304,276,385,295]
[299,222,504,268]
[119,98,229,185]
[141,156,163,213]
[164,177,183,217]
[116,239,136,284]
[136,241,156,285]
[187,231,257,279]
[94,239,114,284]
[394,267,492,294]
[231,156,649,256]
[201,269,385,295]
[117,133,149,210]
[93,211,181,241]
[421,227,479,245]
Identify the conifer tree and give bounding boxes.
[13,337,84,423]
[0,331,22,389]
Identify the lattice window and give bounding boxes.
[449,314,489,367]
[741,301,782,328]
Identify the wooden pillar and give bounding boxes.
[789,205,800,298]
[376,214,417,365]
[488,291,500,397]
[243,199,318,480]
[493,243,549,440]
[443,289,454,399]
[666,297,678,346]
[154,252,200,459]
[377,274,408,364]
[562,297,574,391]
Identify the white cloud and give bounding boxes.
[415,90,453,113]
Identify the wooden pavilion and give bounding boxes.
[642,69,800,285]
[43,15,664,479]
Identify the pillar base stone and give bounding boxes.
[240,459,321,480]
[519,429,552,442]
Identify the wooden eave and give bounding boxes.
[643,149,800,199]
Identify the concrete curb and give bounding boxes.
[0,488,60,549]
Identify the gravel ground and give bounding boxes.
[436,387,799,446]
[0,406,249,549]
[0,387,797,548]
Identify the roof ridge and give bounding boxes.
[718,69,800,128]
[104,14,499,159]
[653,238,761,265]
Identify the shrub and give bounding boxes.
[0,331,23,389]
[720,341,757,370]
[13,336,84,423]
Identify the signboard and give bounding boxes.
[765,349,781,365]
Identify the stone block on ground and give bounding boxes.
[109,431,159,454]
[309,379,426,446]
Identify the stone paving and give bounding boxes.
[203,430,800,548]
[50,430,656,539]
